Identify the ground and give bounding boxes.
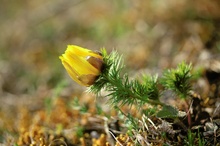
[0,0,220,145]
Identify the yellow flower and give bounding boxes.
[59,45,103,86]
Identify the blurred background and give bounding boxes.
[0,0,220,143]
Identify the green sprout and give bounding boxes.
[60,45,193,118]
[160,62,192,99]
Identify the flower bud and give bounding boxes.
[59,45,103,86]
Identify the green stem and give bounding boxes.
[103,74,165,107]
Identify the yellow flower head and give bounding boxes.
[59,45,103,86]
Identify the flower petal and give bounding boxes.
[60,45,103,86]
[67,45,103,59]
[64,51,99,75]
[60,56,85,86]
